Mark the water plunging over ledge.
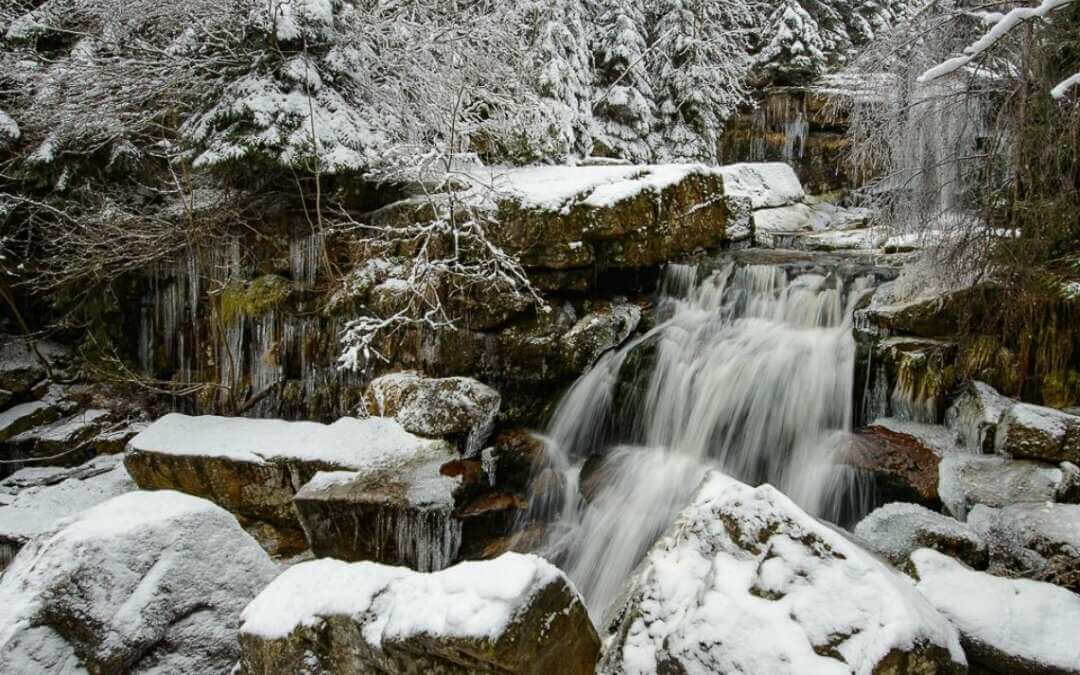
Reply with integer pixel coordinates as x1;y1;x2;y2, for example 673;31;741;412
530;261;877;620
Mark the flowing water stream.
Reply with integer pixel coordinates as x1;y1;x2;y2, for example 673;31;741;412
532;261;878;621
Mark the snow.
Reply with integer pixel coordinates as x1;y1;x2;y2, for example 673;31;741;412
911;548;1080;672
718;162;805;209
465;163;724;213
0;110;19;142
968;502;1080;580
12;409;109;444
853;502;984;566
0;490;278;674
0;401;52;436
130;413;447;470
601;472;965;674
0;455;134;552
1052;72;1080;99
240;552;564;642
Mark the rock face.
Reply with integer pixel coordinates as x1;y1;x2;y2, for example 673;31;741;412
0;490;279;674
125;413;449;531
968;503;1080;592
995;403;1080;464
910;548;1080;675
854;502;987;569
0;454;135;570
938;454;1073;520
599;472;966;675
364;371;501;452
945;381;1013;453
292;444;461;572
237;553;600;675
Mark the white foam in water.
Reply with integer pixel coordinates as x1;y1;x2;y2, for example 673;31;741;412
535;262;877;620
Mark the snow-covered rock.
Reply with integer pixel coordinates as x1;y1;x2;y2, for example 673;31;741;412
0;490;279;674
0;400;58;442
945;380;1013;453
125;414;449;529
938;454;1071;520
364;371;501;453
0;337;69;396
910;548;1080;675
718;162;805;209
854;502;986;569
0;455;135;570
598;472;966;675
237;553;600;675
292;441;460;572
995;402;1080;464
968;502;1080;592
6;409;112;461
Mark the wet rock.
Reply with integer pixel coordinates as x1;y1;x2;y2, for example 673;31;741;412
938;454;1070;520
559;302;641;373
125;414;449;531
364;371;501;452
945;381;1013;453
0;490;278;674
995;402;1080;464
968;503;1080;593
490;429;554;494
453;491;529;561
910;548;1080;675
869;338;958;424
291;442;460;572
599;472;966;674
237;553;600;675
0;454;135;571
841;421;952;505
854;502;987;569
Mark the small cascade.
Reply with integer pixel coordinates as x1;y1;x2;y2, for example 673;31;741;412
532;261;877;620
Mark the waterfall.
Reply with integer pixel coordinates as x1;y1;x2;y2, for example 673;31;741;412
533;262;876;621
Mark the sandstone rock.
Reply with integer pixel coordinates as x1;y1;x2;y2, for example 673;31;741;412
938;454;1070;520
910;548;1080;675
599;471;966;674
945;381;1013;453
968;503;1080;593
125;414;449;530
365;371;501;452
0;454;135;571
854;502;987;569
291;442;460;572
841;421;953;505
0;490;279;674
995;402;1080;464
237;553;600;675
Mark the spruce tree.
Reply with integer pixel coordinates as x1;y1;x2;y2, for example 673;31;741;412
755;0;828;85
590;0;656;161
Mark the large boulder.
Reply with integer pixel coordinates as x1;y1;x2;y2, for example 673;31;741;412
995;403;1080;464
364;371;501;453
237;553;600;675
910;548;1080;675
968;503;1080;592
292;443;461;572
854;502;987;569
0;454;135;570
125;413;448;531
0;490;279;674
945;380;1013;453
841;420;955;506
598;472;967;674
938;454;1074;520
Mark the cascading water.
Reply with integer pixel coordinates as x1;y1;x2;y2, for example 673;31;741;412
532;261;877;621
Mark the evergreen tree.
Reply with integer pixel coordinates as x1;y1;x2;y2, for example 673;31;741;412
589;0;656;162
755;0;828;85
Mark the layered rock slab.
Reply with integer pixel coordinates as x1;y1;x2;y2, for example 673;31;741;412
237;553;599;675
0;490;278;674
125;413;449;530
598;472;966;675
911;548;1080;675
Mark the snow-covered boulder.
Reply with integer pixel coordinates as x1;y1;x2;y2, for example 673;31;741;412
995;402;1080;464
910;548;1080;675
718;162;805;209
125;414;448;531
945;381;1013;453
292;442;460;572
364;371;500;453
938;453;1073;520
0;490;279;673
0;454;135;570
968;502;1080;592
598;472;966;675
237;553;600;675
854;502;987;569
